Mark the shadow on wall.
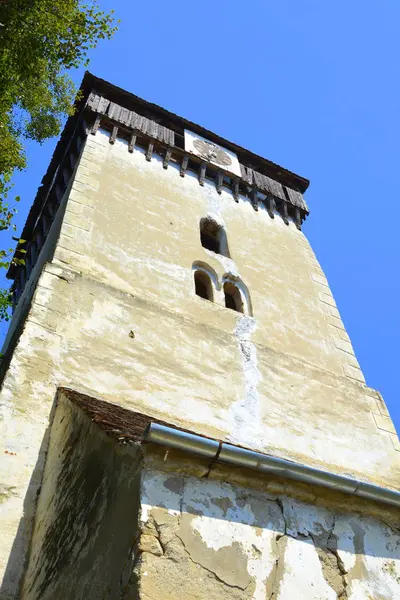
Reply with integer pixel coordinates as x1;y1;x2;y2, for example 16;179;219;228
1;392;143;600
0;398;58;600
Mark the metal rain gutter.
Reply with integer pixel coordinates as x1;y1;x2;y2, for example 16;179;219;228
144;423;400;509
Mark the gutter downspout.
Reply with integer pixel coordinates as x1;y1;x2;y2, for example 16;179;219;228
144;423;400;509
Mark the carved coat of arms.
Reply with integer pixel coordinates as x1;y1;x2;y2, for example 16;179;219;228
184;130;241;177
192;139;233;167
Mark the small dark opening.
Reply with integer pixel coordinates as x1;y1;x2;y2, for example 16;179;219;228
223;282;243;313
200;232;220;254
225;292;236;310
200;217;229;257
174;132;185;149
195;279;208;299
194;271;213;301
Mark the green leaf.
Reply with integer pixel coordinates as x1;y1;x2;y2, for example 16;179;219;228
0;0;118;322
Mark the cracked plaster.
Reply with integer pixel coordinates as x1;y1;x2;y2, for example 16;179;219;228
139;467;400;600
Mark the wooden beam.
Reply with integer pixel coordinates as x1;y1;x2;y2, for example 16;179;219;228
146;141;154;162
266;196;275;218
199;162;206;186
163;147;172;169
233;180;240;202
63;167;70;186
295;207;302;230
41;213;50;236
109;125;118;144
47;200;56;218
128;133;137;153
180;155;188;177
75;134;83;151
55;183;63;205
251;187;259;211
216;171;223;194
35;230;44;253
91;115;101;135
281;201;289;225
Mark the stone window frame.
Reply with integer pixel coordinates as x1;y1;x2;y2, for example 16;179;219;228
192;262;252;316
221;275;252;316
192;262;219;303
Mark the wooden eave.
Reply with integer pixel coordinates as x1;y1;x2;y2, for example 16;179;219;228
81;72;309;194
7;73;310;281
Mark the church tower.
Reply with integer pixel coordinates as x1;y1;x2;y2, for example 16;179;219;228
1;73;399;599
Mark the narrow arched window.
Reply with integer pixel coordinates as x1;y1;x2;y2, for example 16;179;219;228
223;281;243;313
200;217;230;257
194;270;213;301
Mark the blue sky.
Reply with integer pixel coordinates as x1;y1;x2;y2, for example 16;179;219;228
2;1;399;431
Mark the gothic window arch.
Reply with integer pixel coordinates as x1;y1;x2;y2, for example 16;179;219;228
223;281;243;313
222;276;252;316
192;262;218;303
194;270;213;301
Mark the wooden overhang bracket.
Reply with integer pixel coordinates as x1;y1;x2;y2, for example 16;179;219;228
281;201;289;225
145;141;154;162
47;200;56;218
56;183;64;205
265;196;275;218
91;115;101;135
109;125;118;145
295;207;302;230
233;180;240;202
251;187;259;211
163;147;172;169
216;171;223;194
128;133;137;153
180;155;188;177
199;162;206;186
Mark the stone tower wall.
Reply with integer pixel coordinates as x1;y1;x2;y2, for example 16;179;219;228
1;125;399;598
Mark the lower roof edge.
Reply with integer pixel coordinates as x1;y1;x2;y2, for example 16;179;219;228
145;423;400;509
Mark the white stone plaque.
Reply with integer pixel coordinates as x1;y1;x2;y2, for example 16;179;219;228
184;130;241;177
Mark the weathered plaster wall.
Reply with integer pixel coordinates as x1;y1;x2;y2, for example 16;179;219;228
53;130;364;381
0;167;77;379
1;129;399;597
18;396;400;600
139;462;400;600
21;393;142;600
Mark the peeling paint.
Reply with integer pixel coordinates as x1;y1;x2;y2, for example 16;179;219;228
139;469;400;600
231;315;261;447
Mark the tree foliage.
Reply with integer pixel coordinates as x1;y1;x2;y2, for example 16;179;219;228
0;0;117;319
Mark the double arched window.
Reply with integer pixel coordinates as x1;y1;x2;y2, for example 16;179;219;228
193;262;251;315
